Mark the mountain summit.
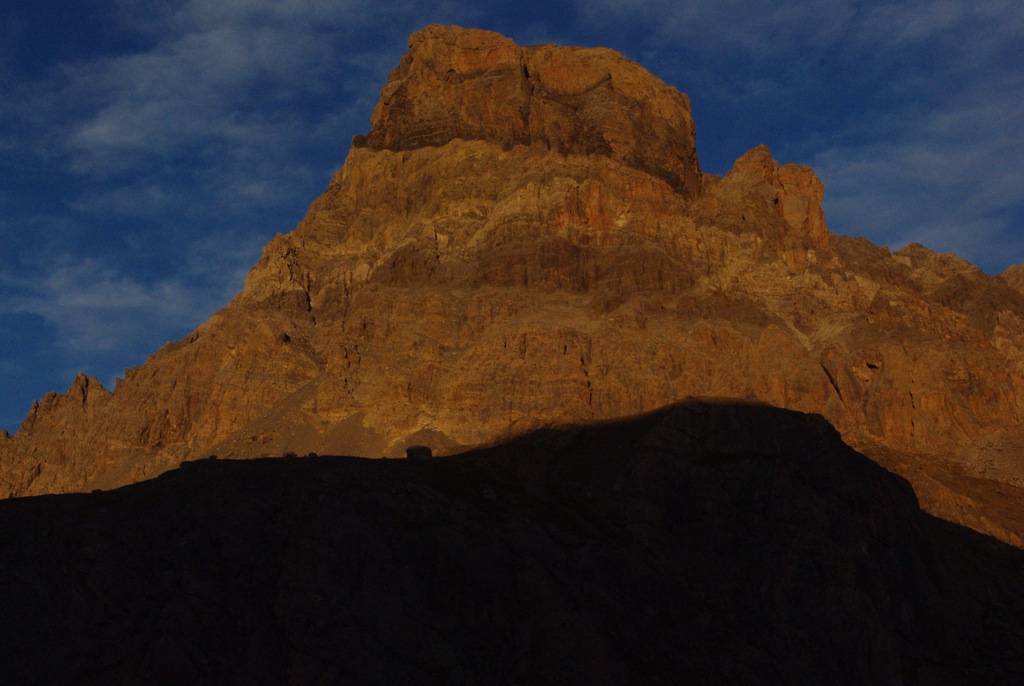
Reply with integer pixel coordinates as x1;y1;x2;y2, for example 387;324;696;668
355;25;701;195
3;25;1024;543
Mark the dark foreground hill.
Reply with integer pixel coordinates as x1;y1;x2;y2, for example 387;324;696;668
2;402;1023;684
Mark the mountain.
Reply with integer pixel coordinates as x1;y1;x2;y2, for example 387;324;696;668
3;25;1024;544
2;402;1023;684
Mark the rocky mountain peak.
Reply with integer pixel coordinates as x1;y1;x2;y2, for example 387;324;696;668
355;24;702;196
19;374;110;435
4;26;1024;548
707;144;829;249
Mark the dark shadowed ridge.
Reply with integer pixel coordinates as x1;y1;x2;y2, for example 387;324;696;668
2;401;1023;684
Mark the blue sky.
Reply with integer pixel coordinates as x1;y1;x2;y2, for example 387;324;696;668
1;0;1022;432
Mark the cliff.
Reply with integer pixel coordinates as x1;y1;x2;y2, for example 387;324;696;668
4;25;1024;544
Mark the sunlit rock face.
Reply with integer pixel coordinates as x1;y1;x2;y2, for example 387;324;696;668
4;24;1024;545
358;25;701;196
1001;263;1024;295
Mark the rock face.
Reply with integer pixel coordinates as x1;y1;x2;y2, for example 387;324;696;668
4;25;1024;544
357;25;701;196
1001;263;1024;295
3;403;1023;684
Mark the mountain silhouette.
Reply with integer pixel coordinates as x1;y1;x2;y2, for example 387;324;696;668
2;401;1022;684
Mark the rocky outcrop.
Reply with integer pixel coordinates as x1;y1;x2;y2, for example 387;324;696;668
3;403;1023;684
1001;263;1024;295
3;25;1024;545
357;25;701;196
700;144;828;249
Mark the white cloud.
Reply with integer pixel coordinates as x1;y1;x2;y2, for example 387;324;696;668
811;57;1024;266
64;13;373;171
1;259;200;352
0;227;261;354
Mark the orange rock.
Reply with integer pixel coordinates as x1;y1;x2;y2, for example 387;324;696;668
359;25;701;196
1001;263;1024;295
3;25;1024;545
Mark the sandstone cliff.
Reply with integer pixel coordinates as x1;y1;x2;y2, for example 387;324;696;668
4;25;1024;544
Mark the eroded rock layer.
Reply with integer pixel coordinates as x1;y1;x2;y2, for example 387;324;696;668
3;25;1024;543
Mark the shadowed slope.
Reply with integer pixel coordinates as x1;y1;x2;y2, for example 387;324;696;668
2;402;1022;684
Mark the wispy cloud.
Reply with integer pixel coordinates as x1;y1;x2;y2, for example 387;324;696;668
810;4;1023;266
814;80;1024;260
0;237;257;353
3;261;195;352
61;1;399;178
4;0;442;227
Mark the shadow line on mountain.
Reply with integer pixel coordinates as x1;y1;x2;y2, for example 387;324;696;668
1;400;1023;684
